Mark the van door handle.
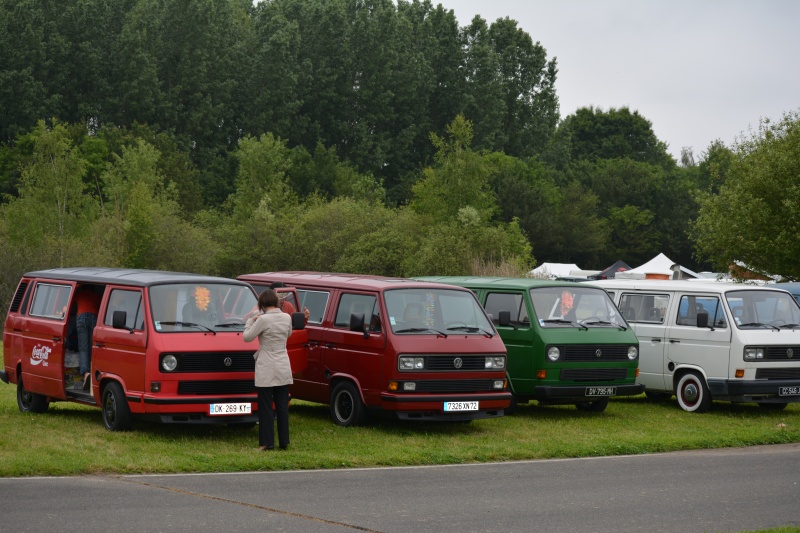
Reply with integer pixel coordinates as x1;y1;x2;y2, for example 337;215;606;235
308;341;319;348
325;343;335;349
669;339;680;343
94;342;105;348
651;338;661;343
52;336;61;342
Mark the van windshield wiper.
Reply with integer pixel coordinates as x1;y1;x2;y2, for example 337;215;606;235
394;327;448;338
739;322;780;331
579;319;627;331
158;321;216;335
779;323;800;330
542;319;588;331
446;326;494;338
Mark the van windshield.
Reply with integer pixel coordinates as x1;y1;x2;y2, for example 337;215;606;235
385;288;493;335
530;286;625;328
726;290;800;329
149;283;258;333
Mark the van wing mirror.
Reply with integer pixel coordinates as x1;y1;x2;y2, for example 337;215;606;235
112;310;132;332
498;311;512;327
696;311;709;328
291;312;306;330
350;313;368;338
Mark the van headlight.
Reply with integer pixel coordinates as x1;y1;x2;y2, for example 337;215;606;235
485;356;505;369
547;346;560;362
161;354;178;372
743;347;765;361
399;356;425;371
627;346;639;360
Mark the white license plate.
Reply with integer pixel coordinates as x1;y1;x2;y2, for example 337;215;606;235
209;403;252;415
779;387;800;396
444;401;478;412
586;387;616;397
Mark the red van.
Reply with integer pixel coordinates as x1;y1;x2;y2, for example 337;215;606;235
237;272;511;426
2;268;306;431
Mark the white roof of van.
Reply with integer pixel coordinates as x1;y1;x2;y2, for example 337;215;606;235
588;279;785;294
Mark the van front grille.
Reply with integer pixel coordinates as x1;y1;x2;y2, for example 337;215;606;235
177;380;256;395
560;344;633;362
165;352;255;373
764;346;800;361
755;368;800;380
403;379;499;393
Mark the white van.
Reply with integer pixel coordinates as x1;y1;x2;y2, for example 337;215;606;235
588;279;800;412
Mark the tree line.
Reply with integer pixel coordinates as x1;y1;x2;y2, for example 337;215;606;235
1;0;798;318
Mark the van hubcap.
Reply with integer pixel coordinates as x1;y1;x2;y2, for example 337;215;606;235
683;383;698;403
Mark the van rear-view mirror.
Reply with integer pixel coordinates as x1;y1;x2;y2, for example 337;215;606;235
696;311;709;328
498;311;512;327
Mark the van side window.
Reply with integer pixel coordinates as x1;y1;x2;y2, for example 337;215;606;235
484;292;529;326
677;295;726;328
618;293;670;323
335;293;378;329
297;289;329;324
30;283;72;320
105;289;144;330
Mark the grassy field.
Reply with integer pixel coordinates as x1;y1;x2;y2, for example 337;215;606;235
1;377;798;477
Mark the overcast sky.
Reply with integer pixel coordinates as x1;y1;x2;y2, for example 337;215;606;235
435;0;800;161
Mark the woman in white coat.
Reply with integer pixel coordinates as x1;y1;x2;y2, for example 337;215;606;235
243;288;293;451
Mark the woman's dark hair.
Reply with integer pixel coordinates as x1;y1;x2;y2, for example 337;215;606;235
258;288;279;311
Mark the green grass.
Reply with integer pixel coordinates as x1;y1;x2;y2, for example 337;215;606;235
1;380;798;477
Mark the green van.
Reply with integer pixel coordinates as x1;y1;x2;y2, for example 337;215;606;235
415;277;643;412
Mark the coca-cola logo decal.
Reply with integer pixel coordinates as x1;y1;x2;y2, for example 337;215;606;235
31;345;51;367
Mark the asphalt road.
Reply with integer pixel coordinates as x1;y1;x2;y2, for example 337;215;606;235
3;443;799;533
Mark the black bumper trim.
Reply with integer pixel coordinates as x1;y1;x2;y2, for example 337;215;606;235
0;370;8;384
534;383;644;399
708;379;800;398
143;396;257;405
380;392;511;403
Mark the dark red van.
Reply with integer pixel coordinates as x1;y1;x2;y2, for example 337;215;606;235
2;268;306;430
237;272;511;426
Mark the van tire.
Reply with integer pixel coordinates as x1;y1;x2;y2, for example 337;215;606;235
330;381;367;427
575;397;609;412
675;372;711;413
17;376;49;413
102;382;133;431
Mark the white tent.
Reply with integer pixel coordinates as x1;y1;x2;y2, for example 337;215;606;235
615;253;699;280
530;262;580;279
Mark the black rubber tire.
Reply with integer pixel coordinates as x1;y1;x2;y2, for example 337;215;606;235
575;397;610;412
17;376;49;413
675;371;712;413
330;381;367;427
102;382;133;431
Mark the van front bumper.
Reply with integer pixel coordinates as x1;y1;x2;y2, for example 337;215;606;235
0;370;8;384
534;383;644;400
380;391;511;420
708;379;800;402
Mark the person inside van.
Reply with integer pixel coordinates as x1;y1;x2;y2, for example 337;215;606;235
270;282;310;323
75;286;101;390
